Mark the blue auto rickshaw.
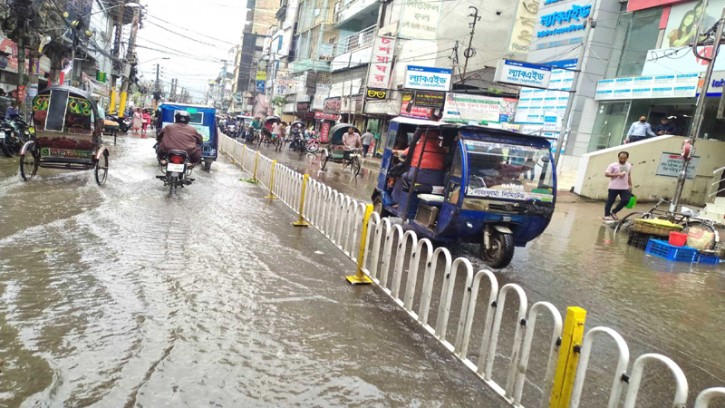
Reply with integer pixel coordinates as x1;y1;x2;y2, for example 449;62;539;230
156;103;218;171
372;117;557;268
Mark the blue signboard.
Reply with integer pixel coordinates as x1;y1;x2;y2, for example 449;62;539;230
404;65;452;91
256;80;265;93
537;4;591;38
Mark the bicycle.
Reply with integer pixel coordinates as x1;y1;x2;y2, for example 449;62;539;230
614;197;720;250
340;148;362;177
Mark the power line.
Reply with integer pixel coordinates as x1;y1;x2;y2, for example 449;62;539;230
145;14;237;46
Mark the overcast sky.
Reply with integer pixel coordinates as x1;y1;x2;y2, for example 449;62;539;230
135;0;246;101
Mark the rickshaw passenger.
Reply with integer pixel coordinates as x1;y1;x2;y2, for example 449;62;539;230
156;111;203;164
398;129;448;187
271;121;282;140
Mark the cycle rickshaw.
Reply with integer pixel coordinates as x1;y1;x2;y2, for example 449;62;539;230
319;123;362;176
257;115;282;150
19;85;109;185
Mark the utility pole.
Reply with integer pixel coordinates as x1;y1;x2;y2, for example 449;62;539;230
460;6;480;88
219;59;228;111
119;6;141;118
109;3;125;114
672;6;725;211
553;18;594;169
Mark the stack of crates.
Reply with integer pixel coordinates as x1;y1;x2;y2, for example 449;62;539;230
627;232;657;250
645;239;699;263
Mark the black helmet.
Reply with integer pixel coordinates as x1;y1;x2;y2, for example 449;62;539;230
175;111;191;124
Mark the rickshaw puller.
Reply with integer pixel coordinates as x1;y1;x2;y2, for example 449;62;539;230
156;111;203;164
342;127;362;160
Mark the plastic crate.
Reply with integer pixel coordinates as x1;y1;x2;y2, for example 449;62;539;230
645;239;699;263
627;232;653;250
697;252;722;265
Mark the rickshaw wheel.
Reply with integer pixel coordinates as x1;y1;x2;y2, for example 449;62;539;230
95;152;109;185
19;144;39;181
481;231;514;269
320;150;329;170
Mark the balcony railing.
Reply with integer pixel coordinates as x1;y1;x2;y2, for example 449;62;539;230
333;25;376;57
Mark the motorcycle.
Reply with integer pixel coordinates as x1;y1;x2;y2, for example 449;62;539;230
107;114;130;133
156;150;195;196
1;115;34;157
289;131;307;158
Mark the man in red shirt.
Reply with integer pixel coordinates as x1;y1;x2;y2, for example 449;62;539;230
399;129;448;186
156;111;203;163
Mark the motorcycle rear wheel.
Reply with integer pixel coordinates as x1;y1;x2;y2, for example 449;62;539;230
0;137;12;157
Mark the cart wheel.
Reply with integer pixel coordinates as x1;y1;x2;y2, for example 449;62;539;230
481;231;514;269
351;156;361;176
19;142;39;181
203;160;212;171
95;151;109;185
320;150;329;170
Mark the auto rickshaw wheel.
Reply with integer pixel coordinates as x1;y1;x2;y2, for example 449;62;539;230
481;231;514;269
94;151;109;185
373;195;389;217
19;142;39;181
320;150;329;170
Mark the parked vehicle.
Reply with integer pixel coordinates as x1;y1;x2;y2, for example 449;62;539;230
372;117;557;268
19;85;109;185
156;103;218;171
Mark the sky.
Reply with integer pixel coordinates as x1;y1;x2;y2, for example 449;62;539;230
134;0;247;102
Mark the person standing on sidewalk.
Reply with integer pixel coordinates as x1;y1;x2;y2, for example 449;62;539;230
624;115;656;143
361;128;374;157
603;151;633;221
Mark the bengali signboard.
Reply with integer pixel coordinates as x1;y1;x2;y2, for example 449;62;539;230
413;91;445;108
367;36;396;90
323;97;341;114
404;65;452;92
494;59;552;89
442;93;516;124
399;0;440;40
595;74;698;100
507;0;540;53
656;152;699;179
400;93;433;119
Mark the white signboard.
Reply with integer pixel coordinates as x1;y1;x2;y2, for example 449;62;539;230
595;74;698;101
404;65;452;91
366;36;396;89
442;93;515;124
495;59;552;89
642;46;725;76
399;0;440;40
656;152;699;179
507;0;540;53
513;60;574;129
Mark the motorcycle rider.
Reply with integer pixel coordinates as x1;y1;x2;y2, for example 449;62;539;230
156;111;203;164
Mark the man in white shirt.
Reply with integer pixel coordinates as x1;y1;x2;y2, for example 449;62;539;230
624;116;656;143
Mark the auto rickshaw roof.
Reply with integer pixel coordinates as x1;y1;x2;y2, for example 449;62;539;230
158;103;216;113
389;116;551;147
35;85;100;113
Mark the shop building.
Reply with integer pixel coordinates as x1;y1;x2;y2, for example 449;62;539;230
591;0;725;150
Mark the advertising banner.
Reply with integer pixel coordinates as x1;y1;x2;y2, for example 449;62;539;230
367;36;396;90
404;65;452;92
595;73;698;100
366;88;388;100
312;84;330;110
413;91;445;108
400;93;433;119
442;93;516;124
507;0;540;53
323;97;341;114
494;59;552;89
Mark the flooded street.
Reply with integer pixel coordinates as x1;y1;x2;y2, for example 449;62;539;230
1;134;724;407
0;135;505;407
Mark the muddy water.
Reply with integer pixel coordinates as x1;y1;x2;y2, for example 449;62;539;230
259;143;725;407
0;135;507;407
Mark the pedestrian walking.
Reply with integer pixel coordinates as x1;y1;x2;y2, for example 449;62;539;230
141;110;151;138
132;108;143;136
603;151;633;222
361;128;374;157
624;115;656;143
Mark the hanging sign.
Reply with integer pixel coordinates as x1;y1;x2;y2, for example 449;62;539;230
367;36;396;89
404;65;452;91
494;59;552;89
366;87;388;100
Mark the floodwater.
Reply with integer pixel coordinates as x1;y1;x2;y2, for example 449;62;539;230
0;135;507;407
258;141;725;407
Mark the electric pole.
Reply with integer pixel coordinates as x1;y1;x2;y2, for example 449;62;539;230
109;3;125;114
118;6;141;118
672;6;725;210
460;6;480;88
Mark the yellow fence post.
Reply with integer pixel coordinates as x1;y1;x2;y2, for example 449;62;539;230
346;204;374;285
242;151;260;184
292;174;310;227
265;160;277;199
549;306;587;408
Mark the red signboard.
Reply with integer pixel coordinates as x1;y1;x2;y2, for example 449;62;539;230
320;121;331;143
627;0;685;12
399;93;433;120
314;111;339;120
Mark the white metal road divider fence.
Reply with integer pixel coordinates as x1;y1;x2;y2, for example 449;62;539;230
219;134;725;408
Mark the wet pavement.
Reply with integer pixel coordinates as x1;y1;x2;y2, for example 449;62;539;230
248;139;725;407
0;134;509;407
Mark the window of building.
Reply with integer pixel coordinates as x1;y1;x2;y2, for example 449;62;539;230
616;8;662;77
